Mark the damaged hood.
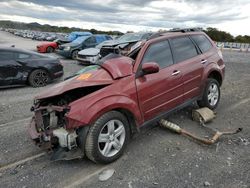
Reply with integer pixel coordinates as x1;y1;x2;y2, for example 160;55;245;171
35;68;113;100
35;56;133;100
78;48;100;56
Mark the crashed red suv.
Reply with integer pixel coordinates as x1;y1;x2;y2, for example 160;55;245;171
28;30;225;163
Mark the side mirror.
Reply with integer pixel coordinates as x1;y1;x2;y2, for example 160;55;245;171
141;62;159;75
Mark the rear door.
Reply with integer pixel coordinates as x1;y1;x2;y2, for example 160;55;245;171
136;40;184;121
190;34;215;65
170;36;205;101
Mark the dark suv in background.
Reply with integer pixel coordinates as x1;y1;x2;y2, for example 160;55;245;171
57;34;112;59
29;29;225;163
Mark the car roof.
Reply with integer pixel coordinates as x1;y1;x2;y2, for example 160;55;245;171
0;46;54;57
70;31;92;35
147;31;206;43
0;46;30;52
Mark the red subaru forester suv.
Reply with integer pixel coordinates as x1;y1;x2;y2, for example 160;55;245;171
29;29;225;163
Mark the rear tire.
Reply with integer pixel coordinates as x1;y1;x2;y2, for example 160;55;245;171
46;46;54;53
85;111;130;164
198;78;220;109
28;69;50;87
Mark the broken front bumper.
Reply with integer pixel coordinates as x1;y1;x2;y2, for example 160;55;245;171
28;105;86;160
28;105;75;149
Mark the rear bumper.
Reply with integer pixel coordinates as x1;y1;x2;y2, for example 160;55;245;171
49;64;64;80
51;70;64;79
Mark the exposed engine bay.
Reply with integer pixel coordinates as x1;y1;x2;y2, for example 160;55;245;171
29;86;107;160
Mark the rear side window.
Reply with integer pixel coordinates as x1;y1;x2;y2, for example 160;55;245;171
142;40;173;69
0;51;14;61
16;53;31;59
191;35;212;53
171;37;198;63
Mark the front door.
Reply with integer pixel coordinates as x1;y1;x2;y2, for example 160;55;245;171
136;40;184;121
0;51;19;86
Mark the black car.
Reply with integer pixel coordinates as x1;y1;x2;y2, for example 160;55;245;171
57;34;112;59
0;47;63;88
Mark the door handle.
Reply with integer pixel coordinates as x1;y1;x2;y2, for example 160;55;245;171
201;59;207;64
172;70;181;76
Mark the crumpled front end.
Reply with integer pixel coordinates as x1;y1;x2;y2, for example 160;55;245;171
28;104;85;160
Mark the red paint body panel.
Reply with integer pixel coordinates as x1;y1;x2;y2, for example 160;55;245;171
136;65;184;121
35;68;114;100
66;75;143;128
102;56;134;79
37;42;58;53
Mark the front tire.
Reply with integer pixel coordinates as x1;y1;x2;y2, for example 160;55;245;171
198;78;220;109
46;46;54;53
71;50;79;60
28;69;50;87
85;111;130;164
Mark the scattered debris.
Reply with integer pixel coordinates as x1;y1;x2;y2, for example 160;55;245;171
160;107;242;145
160;119;242;145
10;169;18;175
98;168;115;181
204;181;211;186
128;181;133;188
238;137;250;146
192;107;216;123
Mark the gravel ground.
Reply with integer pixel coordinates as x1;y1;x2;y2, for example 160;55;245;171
0;31;249;188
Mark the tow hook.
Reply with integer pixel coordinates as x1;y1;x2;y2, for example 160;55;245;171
160;107;242;145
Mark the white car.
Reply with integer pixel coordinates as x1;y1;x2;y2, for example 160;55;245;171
77;41;111;64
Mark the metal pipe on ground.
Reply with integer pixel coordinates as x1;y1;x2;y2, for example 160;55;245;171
159;119;242;145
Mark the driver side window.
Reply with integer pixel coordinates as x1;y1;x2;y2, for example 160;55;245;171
0;51;14;61
141;40;173;69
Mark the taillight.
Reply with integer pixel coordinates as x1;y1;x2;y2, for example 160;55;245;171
59;60;63;66
217;49;223;60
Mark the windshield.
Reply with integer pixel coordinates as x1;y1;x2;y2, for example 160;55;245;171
72;36;89;44
64;65;99;80
117;33;144;43
68;33;76;41
95;40;110;49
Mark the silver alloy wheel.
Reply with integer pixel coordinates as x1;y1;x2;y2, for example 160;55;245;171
208;83;219;106
98;119;126;157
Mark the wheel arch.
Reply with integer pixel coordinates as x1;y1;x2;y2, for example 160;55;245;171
112;108;139;135
47;45;55;50
27;67;51;84
67;95;143;131
207;70;223;86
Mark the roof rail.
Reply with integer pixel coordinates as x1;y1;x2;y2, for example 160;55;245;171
146;27;203;41
169;28;203;33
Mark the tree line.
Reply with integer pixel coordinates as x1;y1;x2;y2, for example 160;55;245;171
204;27;250;43
0;20;249;43
0;20;123;35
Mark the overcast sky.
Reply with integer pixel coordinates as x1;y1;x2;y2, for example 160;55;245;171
0;0;250;36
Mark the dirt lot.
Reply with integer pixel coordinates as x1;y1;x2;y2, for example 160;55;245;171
0;31;249;188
